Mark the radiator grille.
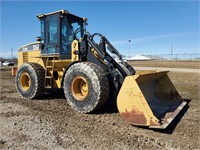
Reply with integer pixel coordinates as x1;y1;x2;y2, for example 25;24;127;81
22;52;28;63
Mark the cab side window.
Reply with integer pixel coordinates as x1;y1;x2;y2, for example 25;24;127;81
41;19;45;43
61;17;73;57
48;15;58;44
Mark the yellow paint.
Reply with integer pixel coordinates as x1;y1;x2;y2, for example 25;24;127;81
20;72;31;91
18;48;72;89
91;48;105;64
18;50;42;68
71;76;89;101
117;75;156;126
117;71;183;127
71;40;79;61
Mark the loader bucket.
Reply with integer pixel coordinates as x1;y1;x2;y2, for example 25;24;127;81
117;71;187;129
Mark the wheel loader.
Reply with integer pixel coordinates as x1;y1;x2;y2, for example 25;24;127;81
15;10;187;129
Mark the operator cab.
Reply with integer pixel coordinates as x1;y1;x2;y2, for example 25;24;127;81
37;10;86;59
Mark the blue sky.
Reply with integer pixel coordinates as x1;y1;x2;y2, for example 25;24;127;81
0;1;199;58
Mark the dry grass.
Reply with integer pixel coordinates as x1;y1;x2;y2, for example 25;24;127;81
129;60;200;69
135;70;199;101
130;60;199;101
168;72;199;100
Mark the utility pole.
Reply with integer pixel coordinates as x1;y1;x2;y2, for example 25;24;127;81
171;43;173;60
185;51;186;60
128;40;131;60
11;47;13;62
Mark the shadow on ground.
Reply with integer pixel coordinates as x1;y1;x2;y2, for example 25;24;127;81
150;99;191;134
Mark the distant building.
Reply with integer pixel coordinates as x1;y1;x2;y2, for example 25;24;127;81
129;54;150;60
144;55;164;60
126;54;163;61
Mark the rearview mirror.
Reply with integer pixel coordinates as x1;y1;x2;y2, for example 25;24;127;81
36;36;41;41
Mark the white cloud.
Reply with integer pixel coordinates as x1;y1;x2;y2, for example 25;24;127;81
111;32;195;46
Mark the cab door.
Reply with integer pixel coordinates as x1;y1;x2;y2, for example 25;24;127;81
60;16;74;59
42;14;60;55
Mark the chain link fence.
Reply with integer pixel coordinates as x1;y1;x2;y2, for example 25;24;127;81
149;53;200;61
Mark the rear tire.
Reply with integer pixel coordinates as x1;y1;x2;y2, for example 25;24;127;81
15;63;45;99
63;62;109;113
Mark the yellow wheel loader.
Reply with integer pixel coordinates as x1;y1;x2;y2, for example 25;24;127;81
15;10;187;129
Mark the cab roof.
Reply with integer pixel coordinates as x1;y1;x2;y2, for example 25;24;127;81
37;9;85;21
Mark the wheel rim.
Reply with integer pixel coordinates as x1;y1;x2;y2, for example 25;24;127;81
20;72;31;91
71;76;89;101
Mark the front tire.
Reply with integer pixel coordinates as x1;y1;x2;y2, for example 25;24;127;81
15;63;45;99
63;62;109;113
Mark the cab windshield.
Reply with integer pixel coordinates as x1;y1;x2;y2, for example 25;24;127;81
61;14;83;58
67;14;84;39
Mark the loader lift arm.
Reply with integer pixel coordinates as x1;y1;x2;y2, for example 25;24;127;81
74;30;135;91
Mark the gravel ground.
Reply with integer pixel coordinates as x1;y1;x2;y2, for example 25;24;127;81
0;67;199;150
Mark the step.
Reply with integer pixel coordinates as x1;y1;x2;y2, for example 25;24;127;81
45;85;52;88
46;66;53;68
45;76;52;79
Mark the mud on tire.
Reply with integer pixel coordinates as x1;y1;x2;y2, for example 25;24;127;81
63;62;109;113
15;63;45;99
